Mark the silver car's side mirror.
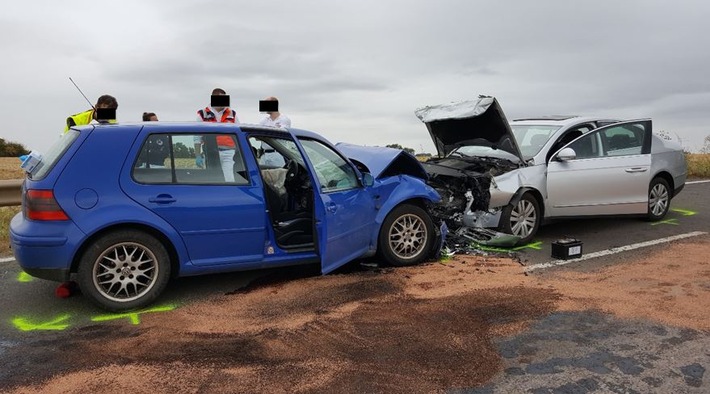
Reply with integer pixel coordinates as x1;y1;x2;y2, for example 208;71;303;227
362;172;375;187
556;147;577;162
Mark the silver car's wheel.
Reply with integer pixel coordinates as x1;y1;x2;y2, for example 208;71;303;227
378;204;435;267
78;230;171;311
500;192;541;245
647;177;671;221
511;199;537;238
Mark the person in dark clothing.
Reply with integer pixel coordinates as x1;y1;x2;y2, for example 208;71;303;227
137;112;170;168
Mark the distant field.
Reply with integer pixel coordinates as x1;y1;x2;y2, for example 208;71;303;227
686;153;710;178
0;157;25;180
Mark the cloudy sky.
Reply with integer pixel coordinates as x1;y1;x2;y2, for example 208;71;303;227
1;0;709;154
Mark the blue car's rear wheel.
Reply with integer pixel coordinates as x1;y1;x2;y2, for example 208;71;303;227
378;204;435;267
77;230;171;311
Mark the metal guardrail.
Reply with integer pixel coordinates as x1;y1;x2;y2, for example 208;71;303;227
0;179;23;207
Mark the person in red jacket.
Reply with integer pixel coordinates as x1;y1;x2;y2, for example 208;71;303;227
194;88;240;181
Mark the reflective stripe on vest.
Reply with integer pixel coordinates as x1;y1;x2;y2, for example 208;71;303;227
197;107;236;148
64;109;94;133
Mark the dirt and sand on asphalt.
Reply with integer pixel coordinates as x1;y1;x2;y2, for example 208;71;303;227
4;238;709;393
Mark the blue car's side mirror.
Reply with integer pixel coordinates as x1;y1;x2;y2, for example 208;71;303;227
362;172;374;187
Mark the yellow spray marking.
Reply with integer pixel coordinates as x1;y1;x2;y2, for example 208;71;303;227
651;218;679;226
671;208;697;216
12;314;71;331
17;272;33;282
91;304;176;325
476;241;543;253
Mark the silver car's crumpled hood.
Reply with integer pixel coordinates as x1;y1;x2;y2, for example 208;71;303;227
414;95;526;163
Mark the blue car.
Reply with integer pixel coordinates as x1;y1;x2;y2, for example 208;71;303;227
11;122;444;311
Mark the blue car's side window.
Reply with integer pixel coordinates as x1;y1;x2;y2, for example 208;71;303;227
133;133;249;185
299;139;359;193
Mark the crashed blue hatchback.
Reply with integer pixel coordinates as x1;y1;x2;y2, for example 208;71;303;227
10;122;444;311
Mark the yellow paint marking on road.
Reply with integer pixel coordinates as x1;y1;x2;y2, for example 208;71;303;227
12;314;71;331
91;304;176;325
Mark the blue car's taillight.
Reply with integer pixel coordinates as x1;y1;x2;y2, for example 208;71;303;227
24;189;69;221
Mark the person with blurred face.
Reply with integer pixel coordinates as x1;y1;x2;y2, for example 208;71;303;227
194;88;240;181
64;94;118;134
258;96;291;167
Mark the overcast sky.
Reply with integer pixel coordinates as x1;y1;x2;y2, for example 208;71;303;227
1;0;709;154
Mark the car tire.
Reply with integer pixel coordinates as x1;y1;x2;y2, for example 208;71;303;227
378;204;435;267
647;177;671;221
77;230;171;312
499;192;541;245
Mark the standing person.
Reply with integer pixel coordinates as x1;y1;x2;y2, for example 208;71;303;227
195;88;240;181
258;96;291;167
258;96;291;128
64;94;118;133
137;112;169;168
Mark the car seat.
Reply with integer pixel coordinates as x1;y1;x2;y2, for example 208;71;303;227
263;176;313;247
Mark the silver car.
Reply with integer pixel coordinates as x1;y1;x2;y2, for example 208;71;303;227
415;96;687;244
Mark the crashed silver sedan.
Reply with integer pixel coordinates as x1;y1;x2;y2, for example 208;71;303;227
415;96;687;244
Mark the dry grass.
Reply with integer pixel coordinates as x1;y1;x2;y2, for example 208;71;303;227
686;153;710;178
0;157;25;180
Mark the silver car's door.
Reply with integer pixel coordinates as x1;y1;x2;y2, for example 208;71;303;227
546;120;652;217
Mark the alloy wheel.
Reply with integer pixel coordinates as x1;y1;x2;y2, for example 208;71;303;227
388;213;428;260
510;199;537;238
649;183;669;217
92;242;159;303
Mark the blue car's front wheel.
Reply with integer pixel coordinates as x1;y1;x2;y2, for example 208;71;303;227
378;204;435;267
77;230;171;311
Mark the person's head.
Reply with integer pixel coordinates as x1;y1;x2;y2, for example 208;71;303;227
95;95;118;109
264;96;279;115
211;88;228;112
142;112;158;121
94;94;118;121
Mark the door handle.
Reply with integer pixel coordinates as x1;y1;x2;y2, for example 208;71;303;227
326;202;337;213
625;167;648;173
148;194;176;204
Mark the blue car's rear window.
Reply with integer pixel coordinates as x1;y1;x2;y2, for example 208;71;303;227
29;130;80;180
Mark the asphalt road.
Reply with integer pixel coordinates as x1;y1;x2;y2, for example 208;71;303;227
0;181;708;392
506;180;710;269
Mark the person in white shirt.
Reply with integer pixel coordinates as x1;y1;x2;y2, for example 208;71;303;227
258;96;291;167
259;96;291;128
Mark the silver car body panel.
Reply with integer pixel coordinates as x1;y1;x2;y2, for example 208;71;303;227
416;97;687;241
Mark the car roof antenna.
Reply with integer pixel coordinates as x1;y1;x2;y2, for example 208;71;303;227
69;77;97;111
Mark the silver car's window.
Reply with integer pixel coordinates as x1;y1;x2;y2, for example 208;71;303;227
567;132;603;159
299;139;359;193
511;125;561;159
600;124;645;156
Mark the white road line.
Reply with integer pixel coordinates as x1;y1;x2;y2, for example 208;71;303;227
525;231;708;272
686;180;710;185
0;256;15;263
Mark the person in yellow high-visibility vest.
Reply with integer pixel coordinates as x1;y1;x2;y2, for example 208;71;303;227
63;94;118;133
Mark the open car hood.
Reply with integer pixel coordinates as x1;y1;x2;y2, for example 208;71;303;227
414;95;525;163
335;143;428;180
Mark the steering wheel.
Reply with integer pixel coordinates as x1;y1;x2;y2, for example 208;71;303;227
285;159;300;184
